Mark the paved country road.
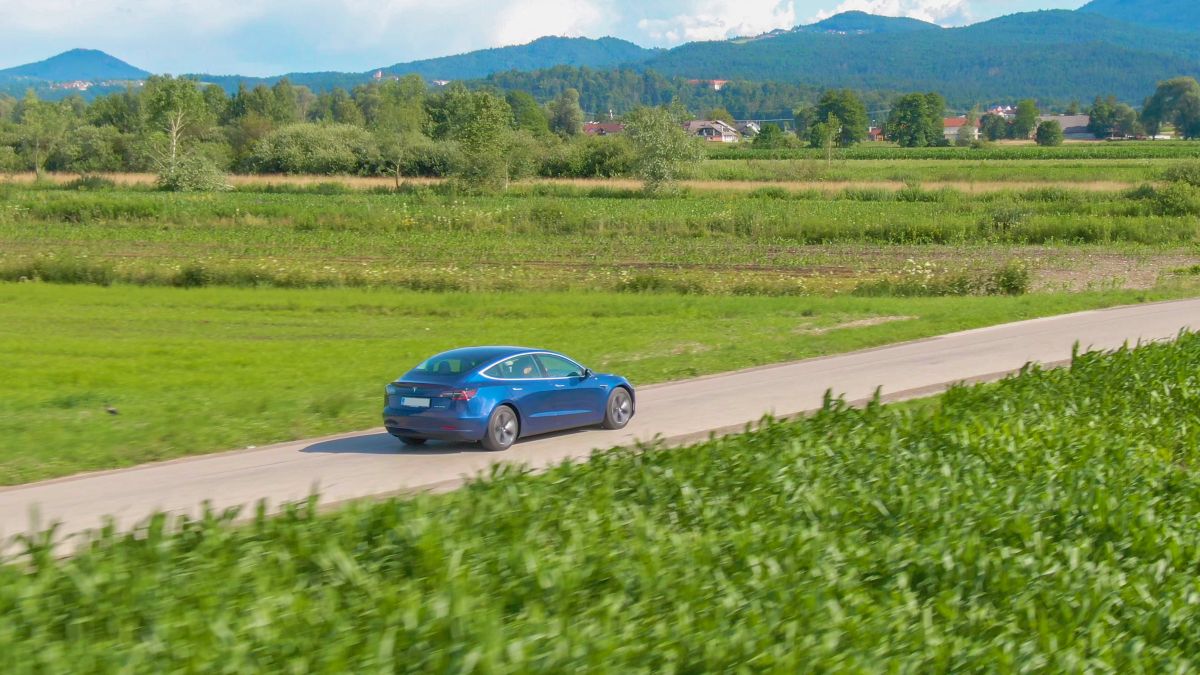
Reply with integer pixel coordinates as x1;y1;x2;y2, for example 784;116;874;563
2;298;1198;552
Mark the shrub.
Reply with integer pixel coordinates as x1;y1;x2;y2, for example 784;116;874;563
1162;161;1200;187
156;154;229;192
62;175;117;191
250;123;380;175
1035;120;1064;147
1150;182;1200;217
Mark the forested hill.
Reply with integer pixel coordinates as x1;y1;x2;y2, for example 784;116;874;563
193;37;654;94
1080;0;1200;32
641;10;1200;106
0;49;149;83
799;11;941;34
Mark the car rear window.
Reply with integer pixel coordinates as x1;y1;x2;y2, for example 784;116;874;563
408;355;486;377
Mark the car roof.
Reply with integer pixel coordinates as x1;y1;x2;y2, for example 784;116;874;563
432;346;547;365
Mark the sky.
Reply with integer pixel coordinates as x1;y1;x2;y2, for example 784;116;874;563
1;0;1086;76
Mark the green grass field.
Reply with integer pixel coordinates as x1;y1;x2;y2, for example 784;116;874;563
695;158;1166;184
2;184;1198;295
0;283;1189;484
4;334;1198;671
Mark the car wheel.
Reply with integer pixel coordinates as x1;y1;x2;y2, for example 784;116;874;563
602;388;634;430
480;405;519;451
398;436;427;446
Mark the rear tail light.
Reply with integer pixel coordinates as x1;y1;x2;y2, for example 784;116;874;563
444;389;477;402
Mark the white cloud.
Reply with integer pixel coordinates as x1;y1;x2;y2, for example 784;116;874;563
638;0;796;44
492;0;605;45
810;0;973;25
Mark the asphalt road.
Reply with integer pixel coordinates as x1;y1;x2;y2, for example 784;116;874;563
3;298;1198;552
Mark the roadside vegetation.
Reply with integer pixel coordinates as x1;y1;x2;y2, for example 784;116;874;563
4;335;1199;670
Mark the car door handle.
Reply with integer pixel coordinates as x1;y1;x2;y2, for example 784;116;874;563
512;388;523;391
554;384;565;388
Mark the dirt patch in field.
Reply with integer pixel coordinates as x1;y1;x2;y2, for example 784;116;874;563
5;172;1140;194
795;316;917;335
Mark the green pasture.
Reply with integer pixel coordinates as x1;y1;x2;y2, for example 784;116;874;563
0;283;1186;484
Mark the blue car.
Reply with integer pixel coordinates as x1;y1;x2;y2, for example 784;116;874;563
383;346;636;451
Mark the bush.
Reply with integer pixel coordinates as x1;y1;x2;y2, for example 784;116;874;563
62;175;117;191
1162;161;1200;187
1034;120;1065;147
250;123;380;175
1150;182;1200;217
156;154;229;192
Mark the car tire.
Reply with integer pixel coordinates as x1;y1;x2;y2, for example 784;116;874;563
601;387;634;430
480;405;519;452
398;436;427;446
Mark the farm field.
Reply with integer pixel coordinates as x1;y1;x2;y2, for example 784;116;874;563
4;334;1199;671
2;283;1188;485
3;184;1199;295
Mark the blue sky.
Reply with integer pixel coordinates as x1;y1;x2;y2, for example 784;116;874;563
1;0;1084;76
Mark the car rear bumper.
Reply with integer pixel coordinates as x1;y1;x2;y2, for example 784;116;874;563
382;407;487;442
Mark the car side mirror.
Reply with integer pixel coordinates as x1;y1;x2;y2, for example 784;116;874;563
582;368;593;379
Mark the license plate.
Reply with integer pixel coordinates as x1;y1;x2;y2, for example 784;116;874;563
400;397;430;408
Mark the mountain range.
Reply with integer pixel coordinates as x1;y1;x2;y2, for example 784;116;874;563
2;0;1198;107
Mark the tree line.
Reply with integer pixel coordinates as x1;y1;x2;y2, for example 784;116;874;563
1;74;1197;191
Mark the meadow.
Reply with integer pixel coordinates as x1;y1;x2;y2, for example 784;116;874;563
3;335;1199;671
2;182;1199;295
1;283;1185;484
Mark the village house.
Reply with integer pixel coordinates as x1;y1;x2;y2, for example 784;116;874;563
943;116;980;142
684;120;741;142
735;121;761;137
867;126;886;142
583;122;625;136
1037;114;1092;140
685;79;730;91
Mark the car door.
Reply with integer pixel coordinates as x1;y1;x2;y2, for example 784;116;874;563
481;354;554;436
532;353;608;429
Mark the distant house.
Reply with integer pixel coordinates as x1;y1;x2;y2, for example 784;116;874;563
685;79;730;91
431;80;452;87
583;122;625;136
867;126;886;142
684;120;741;142
986;105;1016;118
1037;114;1092;140
735;121;761;137
943;116;980;142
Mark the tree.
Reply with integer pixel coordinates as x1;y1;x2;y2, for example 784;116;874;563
506;91;550;137
809;113;841;164
1012;99;1040;139
752;123;792;149
1142;77;1200;139
706;106;735;124
886;92;944;148
142;76;211;174
980;113;1009;141
1066;100;1080;116
623;105;703;193
548;88;584;138
1087;95;1142;139
1035;120;1064;146
814;89;868;146
431;87;514;191
16;92;76;179
956;107;980;146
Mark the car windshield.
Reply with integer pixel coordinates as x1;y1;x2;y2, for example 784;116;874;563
406;352;490;378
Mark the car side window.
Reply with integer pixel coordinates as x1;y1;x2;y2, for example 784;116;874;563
484;354;542;379
536;354;583;378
